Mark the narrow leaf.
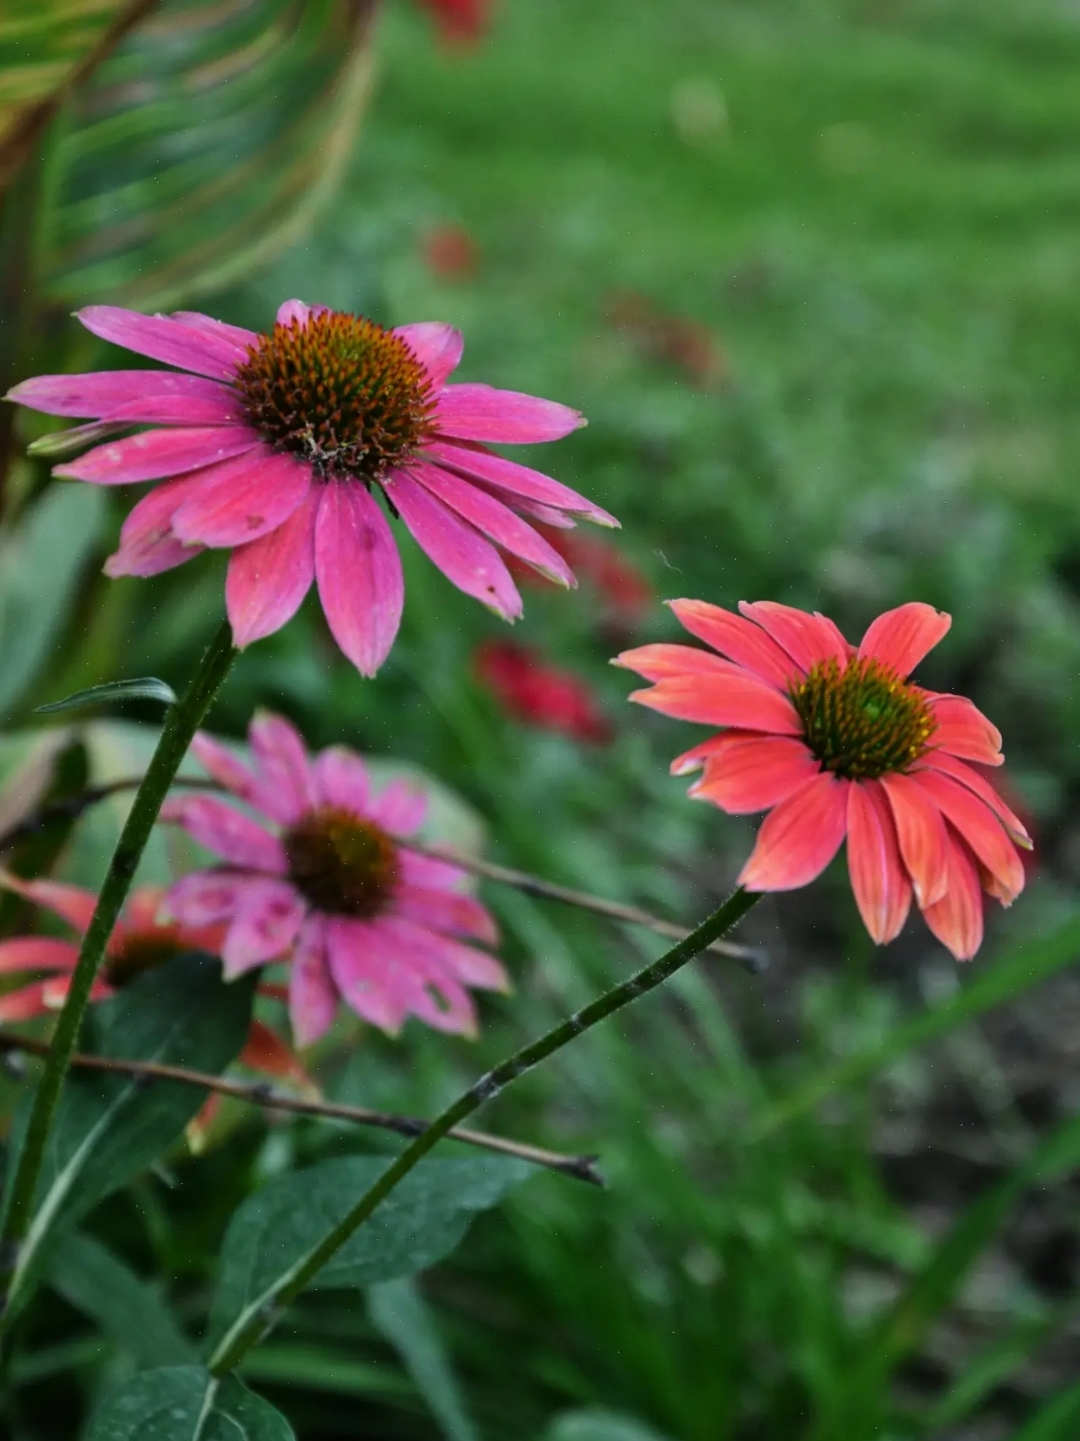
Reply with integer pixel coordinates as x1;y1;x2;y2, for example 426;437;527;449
369;1277;478;1441
1011;1379;1080;1441
34;676;178;715
86;1365;294;1441
544;1413;676;1441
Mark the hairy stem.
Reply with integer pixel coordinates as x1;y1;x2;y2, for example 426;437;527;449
208;886;760;1374
0;620;236;1316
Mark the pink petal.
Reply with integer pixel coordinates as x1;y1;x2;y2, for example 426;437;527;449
171;311;259;355
163;870;251;926
221;879;306;978
381;915;507;993
226;487;317;649
315;481;404;678
7;371;243;424
276;299;329;327
55;426;257;486
102;475;205;578
813;612;856;660
927;694;1003;766
325;917;411;1033
0;937;79;975
369;778;427;837
907;769;1024;904
404;459;575;586
858;603;951;678
435;383;585;444
689;735;821;814
846;780;912;945
425;440;617;527
667;599;797;691
737;601;850;673
170;449;311;548
615;643;749;684
250;711;316;824
502;498;577;529
393;885;499;945
916;751;1031;848
880;772;949;907
312;746;371;813
0;870;96;933
628;675;802;734
76;305;243;380
190;733;265;810
160;795;286;872
922;828;984;960
393;322;464;388
288;914;338;1047
737;772;849;891
388;470;522;620
399;848;469;892
375;921;478;1035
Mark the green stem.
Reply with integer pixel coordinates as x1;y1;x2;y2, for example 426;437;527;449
0;618;236;1317
208;885;761;1375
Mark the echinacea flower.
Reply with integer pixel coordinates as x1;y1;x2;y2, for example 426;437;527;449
7;302;615;676
475;640;614;745
0;874;304;1092
161;712;508;1044
616;600;1031;960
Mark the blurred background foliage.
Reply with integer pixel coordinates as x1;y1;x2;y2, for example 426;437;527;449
2;0;1080;1437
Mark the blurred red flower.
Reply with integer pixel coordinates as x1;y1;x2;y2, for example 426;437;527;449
607;290;729;388
423;223;480;281
506;527;653;634
415;0;490;43
475;640;614;744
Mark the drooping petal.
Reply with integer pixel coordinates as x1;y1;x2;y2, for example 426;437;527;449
7;371;243;424
615;643;749;685
312;746;370;813
737;601;850;673
737;772;849;891
880;772;949;907
435;383;585;444
171;311;259;355
424;440;617;527
689;734;821;814
102;474;205;578
907;769;1025;904
170;449;310;548
846;780;912;945
190;734;262;807
393;322;464;388
288;914;337;1047
0;937;80;974
922;828;984;960
404;459;575;586
160;796;286;872
388;470;522;620
628;675;802;735
858;603;951;678
314;481;404;678
916;751;1031;849
54;426;258;485
667;599;797;691
926;694;1003;766
393;884;499;945
325;916;411;1033
221;879;306;979
369;778;427;837
226;486;317;648
381;915;507;994
76;305;243;380
163;869;252;926
0;870;96;934
250;711;316;824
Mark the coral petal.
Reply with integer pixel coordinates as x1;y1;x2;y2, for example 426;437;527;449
927;694;1003;766
846;781;912;944
880;772;949;907
393;322;464;388
0;870;96;934
917;751;1031;848
738;601;850;673
737;773;849;891
315;482;404;678
629;675;802;734
858;602;951;677
54;427;257;485
922;830;984;960
908;769;1025;904
0;937;80;975
435;383;585;443
76;305;243;380
226;487;317;648
614;643;748;684
667;599;797;690
689;735;821;814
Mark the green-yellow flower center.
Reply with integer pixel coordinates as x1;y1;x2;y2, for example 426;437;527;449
234;311;436;481
284;805;399;918
791;656;936;780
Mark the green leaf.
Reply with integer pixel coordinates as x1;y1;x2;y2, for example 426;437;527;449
3;952;255;1317
368;1277;479;1441
39;0;377;309
206;1154;532;1361
1010;1380;1080;1441
543;1413;676;1441
0;483;106;717
754;915;1080;1136
47;1230;195;1366
86;1365;294;1441
34;676;178;714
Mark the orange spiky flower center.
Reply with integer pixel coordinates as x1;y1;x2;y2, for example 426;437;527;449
234;311;436;481
791;656;936;780
284;805;399;918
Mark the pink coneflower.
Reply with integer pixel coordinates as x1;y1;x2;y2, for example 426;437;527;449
616;600;1031;960
7;302;614;676
160;712;508;1044
475;640;614;745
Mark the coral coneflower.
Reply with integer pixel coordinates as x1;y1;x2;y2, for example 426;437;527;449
616;600;1031;960
161;712;508;1044
7;302;614;676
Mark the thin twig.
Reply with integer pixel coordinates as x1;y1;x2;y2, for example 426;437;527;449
0;776;765;971
0;1028;601;1187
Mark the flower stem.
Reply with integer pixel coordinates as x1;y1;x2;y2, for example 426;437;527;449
208;886;761;1376
0;618;236;1317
